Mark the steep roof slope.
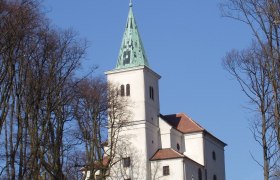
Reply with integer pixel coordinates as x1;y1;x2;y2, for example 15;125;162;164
160;113;204;133
150;148;184;161
160;113;227;146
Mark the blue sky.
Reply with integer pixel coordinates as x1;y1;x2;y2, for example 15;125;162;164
43;1;261;179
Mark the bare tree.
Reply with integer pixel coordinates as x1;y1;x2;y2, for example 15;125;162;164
221;0;280;151
220;1;280;179
0;0;86;179
223;44;279;179
72;78;131;179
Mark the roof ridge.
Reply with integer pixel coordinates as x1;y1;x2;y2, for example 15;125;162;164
166;148;184;156
150;148;185;161
170;148;185;157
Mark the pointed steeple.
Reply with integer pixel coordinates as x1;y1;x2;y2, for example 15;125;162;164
115;2;149;69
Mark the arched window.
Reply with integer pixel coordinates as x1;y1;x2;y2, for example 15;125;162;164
177;143;180;151
120;85;125;96
198;168;202;180
126;84;130;96
213;174;217;180
212;151;216;161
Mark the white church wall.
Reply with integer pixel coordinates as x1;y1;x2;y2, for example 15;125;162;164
184;158;205;180
204;134;226;180
170;129;184;153
106;67;147;122
151;159;184;180
183;132;204;166
146;123;161;158
114;124;149;179
159;117;172;149
108;143;146;180
143;68;160;127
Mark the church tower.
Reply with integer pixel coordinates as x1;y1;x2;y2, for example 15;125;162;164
105;2;161;179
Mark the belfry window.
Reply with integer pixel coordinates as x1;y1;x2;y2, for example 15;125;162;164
126;84;130;96
120;85;125;96
149;86;154;100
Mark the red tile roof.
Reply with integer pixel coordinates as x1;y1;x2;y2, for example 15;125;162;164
150;148;205;167
150;148;185;161
160;113;227;146
160;113;204;133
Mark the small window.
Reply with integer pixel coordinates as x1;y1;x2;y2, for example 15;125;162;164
126;84;130;96
123;157;130;167
177;143;180;151
213;175;217;180
149;86;154;100
163;166;169;176
120;85;125;96
212;151;216;161
123;50;130;65
198;168;202;180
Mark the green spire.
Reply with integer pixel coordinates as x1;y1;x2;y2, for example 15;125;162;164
115;2;149;69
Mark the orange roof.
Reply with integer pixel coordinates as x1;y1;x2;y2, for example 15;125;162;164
160;113;204;133
161;113;227;146
150;148;185;161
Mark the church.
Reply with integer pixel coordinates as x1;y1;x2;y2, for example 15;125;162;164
90;2;226;180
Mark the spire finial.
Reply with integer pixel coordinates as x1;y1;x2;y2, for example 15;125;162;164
129;0;133;7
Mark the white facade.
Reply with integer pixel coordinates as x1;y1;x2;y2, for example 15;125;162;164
100;3;226;180
151;159;184;180
106;66;161;180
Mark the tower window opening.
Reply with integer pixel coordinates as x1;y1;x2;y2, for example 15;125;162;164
212;151;216;161
130;19;133;28
120;85;125;96
149;86;154;100
123;50;130;65
126;84;130;96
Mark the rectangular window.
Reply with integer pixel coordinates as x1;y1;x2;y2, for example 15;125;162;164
123;157;131;168
163;166;169;176
149;86;154;100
